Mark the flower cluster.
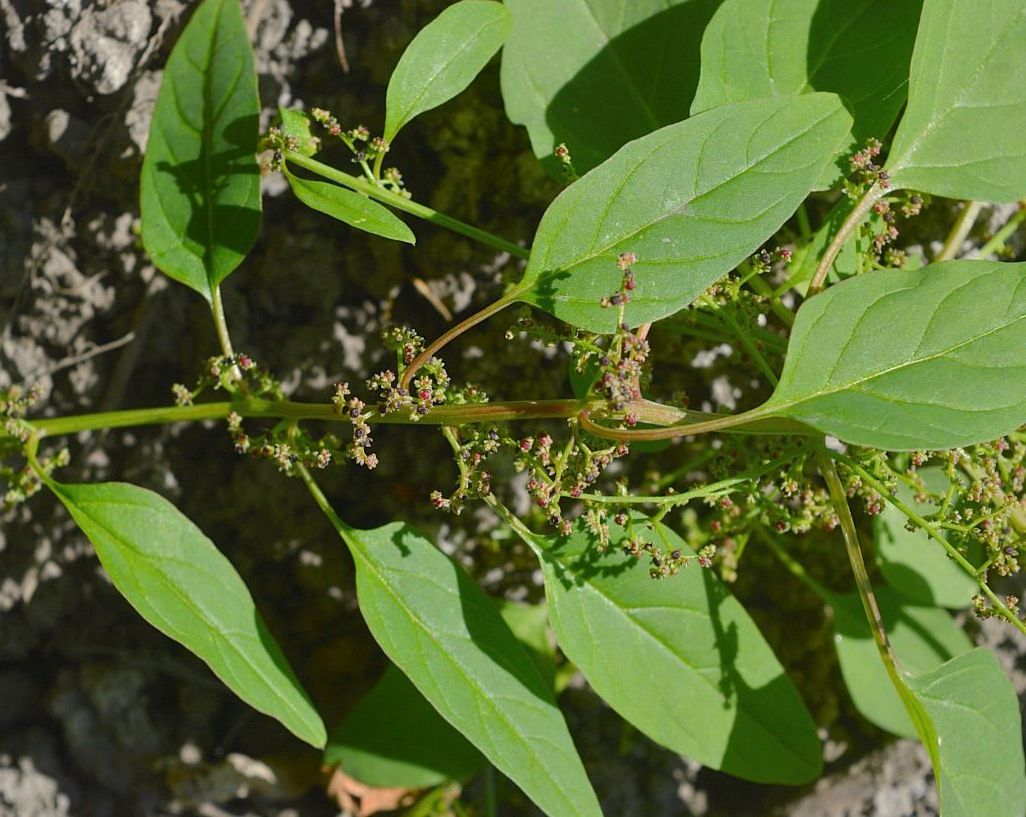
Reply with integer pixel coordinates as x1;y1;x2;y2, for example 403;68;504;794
171;353;280;406
514;425;630;535
845;137;889;195
225;411;334;475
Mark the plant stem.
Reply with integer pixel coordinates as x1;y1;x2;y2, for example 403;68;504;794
569;448;805;506
285;151;529;260
830;451;1026;637
808;184;883;296
976;204;1026;259
700;296;779;385
936;200;983;261
746;275;795;328
758;528;833;599
816;447;898;666
23;395;785;440
210;285;236;358
400;291;521;390
577;405;810;442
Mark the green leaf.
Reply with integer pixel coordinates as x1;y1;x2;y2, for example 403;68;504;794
885;0;1026;202
500;0;724;177
140;0;262;301
829;587;971;738
874;468;976;608
691;0;921;147
512;93;852;332
906;649;1026;817
517;517;822;784
384;0;511;142
497;599;557;691
325;664;486;788
277;108;320;157
759;260;1026;450
338;522;601;817
48;481;325;748
283;166;415;244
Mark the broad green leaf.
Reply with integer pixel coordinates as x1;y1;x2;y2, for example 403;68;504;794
47;481;325;748
512;94;852;332
874;468;976;608
337;522;601;817
691;0;921;147
759;260;1026;450
325;665;486;788
140;0;261;301
384;1;511;142
283;167;415;244
885;0;1026;202
497;599;557;691
500;0;724;177
277;108;319;157
907;649;1026;817
515;517;822;784
829;587;971;738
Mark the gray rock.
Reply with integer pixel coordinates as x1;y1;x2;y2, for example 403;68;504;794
0;756;71;817
69;0;152;95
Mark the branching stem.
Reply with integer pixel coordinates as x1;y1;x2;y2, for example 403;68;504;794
807;185;884;295
400;291;521;390
830;450;1026;637
936;200;982;261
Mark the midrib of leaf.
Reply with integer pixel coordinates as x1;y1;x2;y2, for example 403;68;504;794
767;278;1026;417
201;4;223;275
574;0;661;130
888;3;1026;175
392;13;506;132
347;544;581;813
63;491;316;730
524;104;837;293
540;524;812;769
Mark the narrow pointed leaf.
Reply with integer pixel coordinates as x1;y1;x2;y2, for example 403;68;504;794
284;167;415;244
513;93;851;332
760;260;1026;450
140;0;261;301
906;649;1026;817
48;481;325;748
337;522;601;817
325;665;486;788
829;587;971;737
515;517;822;784
692;0;921;147
384;0;511;142
885;0;1026;202
500;0;724;177
874;468;976;608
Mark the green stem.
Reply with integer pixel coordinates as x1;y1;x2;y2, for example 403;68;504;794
400;291;521;390
936;200;983;261
570;448;805;506
758;528;833;599
747;274;795;328
285;151;529;260
701;296;779;385
210;286;235;358
830;451;1026;637
808;184;883;295
976;204;1026;259
23;396;782;441
578;405;810;442
816;447;898;667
